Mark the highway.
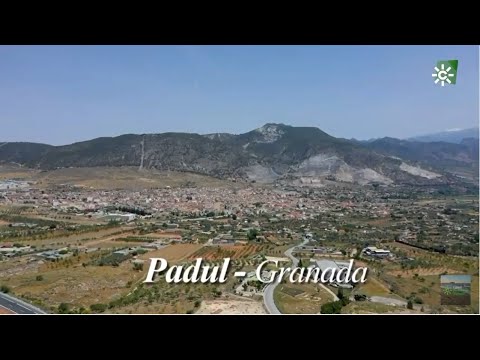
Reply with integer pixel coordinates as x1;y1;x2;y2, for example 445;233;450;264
0;292;47;314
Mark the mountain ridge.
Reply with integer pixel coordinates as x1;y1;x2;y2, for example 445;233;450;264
407;127;479;144
1;123;478;187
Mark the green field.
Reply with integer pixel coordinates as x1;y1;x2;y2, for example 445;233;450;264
441;287;470;296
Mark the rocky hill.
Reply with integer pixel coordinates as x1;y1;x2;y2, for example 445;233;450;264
1;123;478;186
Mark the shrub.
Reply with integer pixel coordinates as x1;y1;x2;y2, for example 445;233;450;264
90;303;107;313
321;301;343;314
413;296;423;304
58;303;70;314
0;285;11;293
36;275;43;281
133;262;144;271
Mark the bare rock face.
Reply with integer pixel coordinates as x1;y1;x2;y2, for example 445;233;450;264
253;124;286;143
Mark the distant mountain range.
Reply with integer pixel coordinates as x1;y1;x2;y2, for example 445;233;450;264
1;123;478;187
407;127;479;144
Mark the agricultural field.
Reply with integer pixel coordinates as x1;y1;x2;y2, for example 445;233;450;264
273;282;335;314
140;244;202;263
0;242;225;314
108;279;220;314
263;244;295;257
187;244;264;261
32;167;242;190
0;253;145;312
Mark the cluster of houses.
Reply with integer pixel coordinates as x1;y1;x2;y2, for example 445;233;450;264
0;243;32;258
36;248;73;261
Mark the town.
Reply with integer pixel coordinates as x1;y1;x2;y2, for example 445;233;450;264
0;169;478;315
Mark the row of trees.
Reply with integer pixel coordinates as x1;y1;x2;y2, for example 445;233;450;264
116;206;151;216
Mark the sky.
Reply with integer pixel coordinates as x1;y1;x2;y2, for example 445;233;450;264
0;45;478;145
441;274;472;284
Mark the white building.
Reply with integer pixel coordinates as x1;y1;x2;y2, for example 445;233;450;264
363;246;391;257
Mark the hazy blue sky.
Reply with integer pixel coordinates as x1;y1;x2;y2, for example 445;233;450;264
0;45;478;145
441;274;471;284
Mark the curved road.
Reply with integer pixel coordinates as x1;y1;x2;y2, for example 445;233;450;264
263;238;306;314
263;238;339;314
0;292;47;314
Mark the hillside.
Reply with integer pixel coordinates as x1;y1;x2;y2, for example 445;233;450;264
1;124;478;186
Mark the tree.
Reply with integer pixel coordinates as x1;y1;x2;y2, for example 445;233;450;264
247;229;258;241
232;214;237;220
407;300;413;310
337;287;344;300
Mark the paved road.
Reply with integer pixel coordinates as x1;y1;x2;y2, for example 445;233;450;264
0;292;47;314
263;238;309;314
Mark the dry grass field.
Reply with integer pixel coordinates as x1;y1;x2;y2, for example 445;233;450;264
388;267;462;277
6;227;134;248
381;273;479;312
0;165;36;180
384;242;479;273
1;259;144;310
196;298;267;314
139;244;203;263
273;282;335;314
341;301;419;314
0;244;224;313
109;302;192;314
31;167;241;190
356;276;392;297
